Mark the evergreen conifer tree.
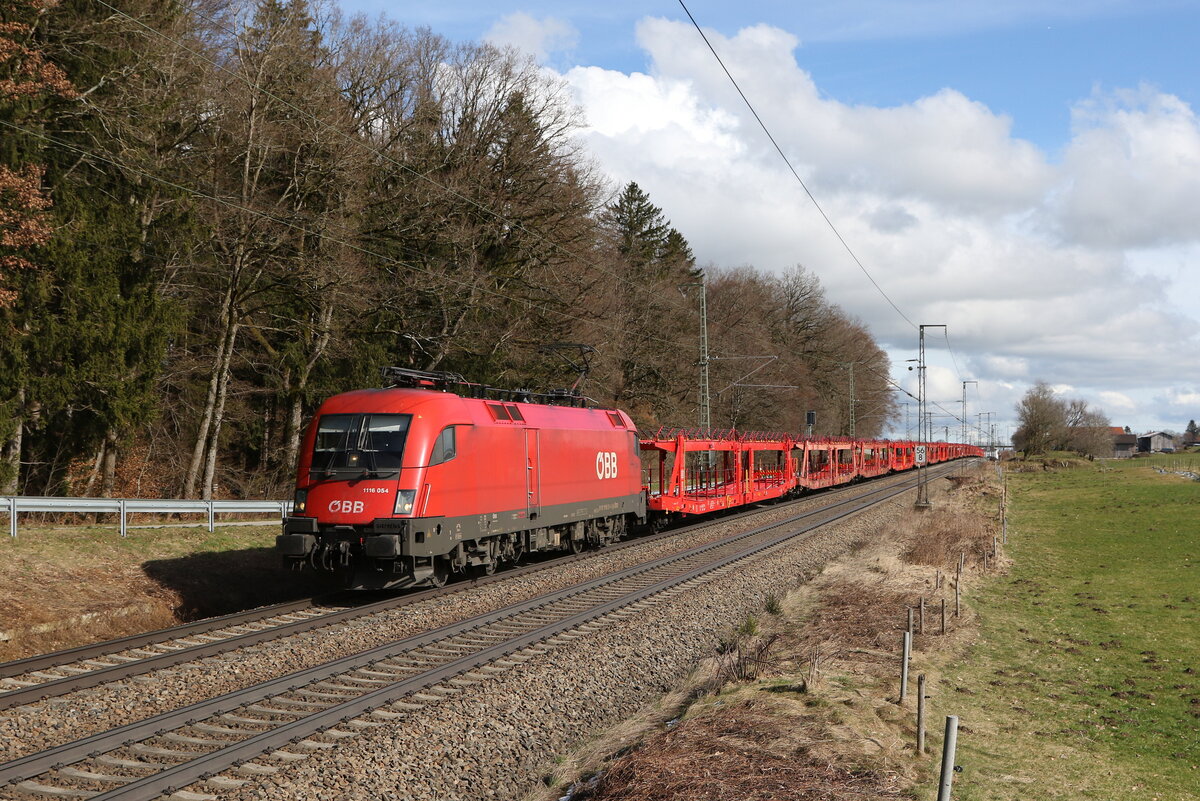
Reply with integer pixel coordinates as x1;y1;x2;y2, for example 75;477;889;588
0;0;75;493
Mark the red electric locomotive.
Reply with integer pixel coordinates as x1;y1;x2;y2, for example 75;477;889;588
277;369;646;589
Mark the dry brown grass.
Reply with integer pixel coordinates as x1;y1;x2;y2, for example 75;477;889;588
801;581;915;659
0;523;325;661
572;696;906;801
0;552;182;661
541;470;1005;801
902;469;1001;572
901;508;993;566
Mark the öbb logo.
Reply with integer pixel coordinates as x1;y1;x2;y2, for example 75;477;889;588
328;500;365;514
595;451;618;480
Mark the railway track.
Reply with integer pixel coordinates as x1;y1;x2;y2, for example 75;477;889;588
0;468;929;712
0;464;958;801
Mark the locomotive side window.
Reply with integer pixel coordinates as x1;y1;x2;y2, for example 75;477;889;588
311;413;411;474
506;405;524;422
429;426;457;465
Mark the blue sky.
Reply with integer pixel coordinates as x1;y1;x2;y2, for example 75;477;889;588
334;0;1200;440
339;0;1200;152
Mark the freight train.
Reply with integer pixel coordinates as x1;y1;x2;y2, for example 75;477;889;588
277;368;981;589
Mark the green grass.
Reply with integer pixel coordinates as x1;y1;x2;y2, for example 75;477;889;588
0;517;326;660
942;456;1200;800
0;520;281;564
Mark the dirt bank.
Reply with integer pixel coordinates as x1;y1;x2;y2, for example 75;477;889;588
0;521;327;661
530;465;1001;801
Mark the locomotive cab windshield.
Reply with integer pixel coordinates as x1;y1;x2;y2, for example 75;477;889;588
311;413;411;478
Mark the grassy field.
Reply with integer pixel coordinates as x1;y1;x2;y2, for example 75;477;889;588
943;456;1199;800
0;517;325;660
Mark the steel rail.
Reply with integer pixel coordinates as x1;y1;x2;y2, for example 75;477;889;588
0;466;935;709
0;599;319;681
0;464;958;799
99;467;955;800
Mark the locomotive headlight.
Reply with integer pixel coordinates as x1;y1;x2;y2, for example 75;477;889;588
394;489;417;515
293;489;308;515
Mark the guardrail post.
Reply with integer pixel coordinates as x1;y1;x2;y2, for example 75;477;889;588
119;499;127;537
207;501;215;533
7;498;15;538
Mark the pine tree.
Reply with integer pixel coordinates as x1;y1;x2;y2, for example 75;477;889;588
601;182;672;274
593;182;700;421
0;0;75;493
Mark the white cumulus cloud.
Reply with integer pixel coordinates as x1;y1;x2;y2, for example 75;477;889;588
554;17;1200;434
484;12;578;63
1051;86;1200;248
1097;391;1136;413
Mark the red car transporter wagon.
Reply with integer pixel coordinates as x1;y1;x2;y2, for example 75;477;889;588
277;369;646;590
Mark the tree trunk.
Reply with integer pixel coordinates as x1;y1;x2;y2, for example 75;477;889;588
183;284;235;497
0;386;24;496
285;394;303;478
200;319;239;500
282;300;334;473
81;443;104;496
100;429;119;497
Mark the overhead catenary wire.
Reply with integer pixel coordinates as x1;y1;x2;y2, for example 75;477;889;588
32;2;961;440
676;0;917;331
779;350;977;436
849;359;981;435
675;1;992;440
943;329;964;381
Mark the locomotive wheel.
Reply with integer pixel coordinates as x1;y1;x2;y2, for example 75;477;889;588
569;536;584;554
427;558;450;588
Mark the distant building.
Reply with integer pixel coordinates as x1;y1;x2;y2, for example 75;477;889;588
1137;431;1176;453
1112;433;1137;458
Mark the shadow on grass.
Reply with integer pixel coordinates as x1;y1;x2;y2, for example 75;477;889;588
141;547;333;620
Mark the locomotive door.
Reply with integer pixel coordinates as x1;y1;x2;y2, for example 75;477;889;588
525;429;541;518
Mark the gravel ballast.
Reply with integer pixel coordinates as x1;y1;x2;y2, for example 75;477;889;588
218;483;932;801
0;475;919;765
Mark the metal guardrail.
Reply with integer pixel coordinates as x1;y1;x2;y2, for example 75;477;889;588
0;496;292;538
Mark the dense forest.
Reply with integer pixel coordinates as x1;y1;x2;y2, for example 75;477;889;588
0;0;896;500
